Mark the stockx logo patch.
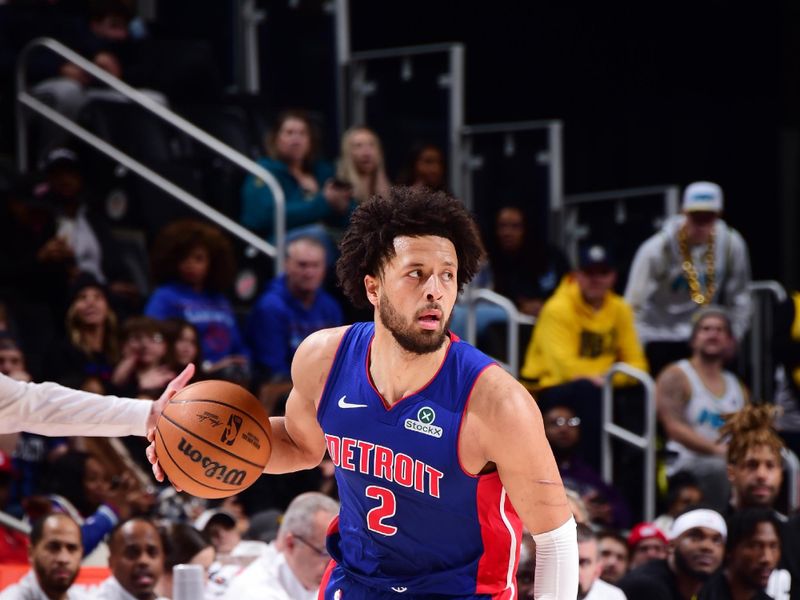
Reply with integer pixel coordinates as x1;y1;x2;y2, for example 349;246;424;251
404;406;443;438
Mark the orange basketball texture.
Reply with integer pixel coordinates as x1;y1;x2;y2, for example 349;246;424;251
155;380;272;499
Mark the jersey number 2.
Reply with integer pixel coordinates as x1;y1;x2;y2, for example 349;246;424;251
365;485;397;536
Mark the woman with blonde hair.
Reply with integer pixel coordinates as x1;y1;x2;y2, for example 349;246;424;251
337;126;391;203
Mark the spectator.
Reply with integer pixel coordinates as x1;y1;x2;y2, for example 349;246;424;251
45;272;119;394
720;405;784;513
93;517;164;600
0;449;28;564
31;1;167;155
222;492;339;600
720;406;794;599
627;523;669;570
618;507;726;600
543;402;631;529
34;451;141;562
0;335;31;382
625;181;752;377
336;126;391;204
598;531;630;585
699;509;781;600
398;142;447;192
196;509;269;599
240;109;353;242
521;242;648;468
577;523;626;600
246;236;344;412
162;319;201;375
34;148;140;309
111;316;175;399
156;522;215;599
657;307;747;511
0;514;83;600
654;471;704;535
485;204;570;317
145;219;249;383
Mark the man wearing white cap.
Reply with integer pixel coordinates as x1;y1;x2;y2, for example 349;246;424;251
618;507;726;600
625;181;752;377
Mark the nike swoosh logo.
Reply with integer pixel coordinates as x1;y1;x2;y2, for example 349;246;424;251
338;395;368;409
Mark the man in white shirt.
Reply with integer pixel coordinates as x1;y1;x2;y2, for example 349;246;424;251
90;518;165;600
222;493;339;600
0;513;87;600
578;523;626;600
0;364;193;437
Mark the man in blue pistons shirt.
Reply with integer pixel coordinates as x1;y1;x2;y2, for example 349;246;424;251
150;186;579;599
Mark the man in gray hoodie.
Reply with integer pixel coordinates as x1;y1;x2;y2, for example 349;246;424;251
624;181;752;378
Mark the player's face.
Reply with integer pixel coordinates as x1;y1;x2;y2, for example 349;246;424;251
598;537;629;584
728;445;783;508
109;520;164;600
673;526;725;579
31;515;82;598
371;236;458;354
728;522;780;589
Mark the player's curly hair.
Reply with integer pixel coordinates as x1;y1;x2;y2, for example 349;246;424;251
150;219;236;293
336;186;485;309
720;404;784;466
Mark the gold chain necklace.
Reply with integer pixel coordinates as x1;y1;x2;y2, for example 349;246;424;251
678;225;716;305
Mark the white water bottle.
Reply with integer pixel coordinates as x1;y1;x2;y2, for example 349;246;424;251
173;564;204;600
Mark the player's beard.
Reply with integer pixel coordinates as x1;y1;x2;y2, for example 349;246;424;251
379;291;450;355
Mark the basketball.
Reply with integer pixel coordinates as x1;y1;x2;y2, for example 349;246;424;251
154;380;272;499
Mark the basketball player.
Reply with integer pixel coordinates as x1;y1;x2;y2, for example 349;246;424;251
150;187;579;598
0;364;194;436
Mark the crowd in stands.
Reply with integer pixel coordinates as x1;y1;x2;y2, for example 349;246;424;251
4;1;800;599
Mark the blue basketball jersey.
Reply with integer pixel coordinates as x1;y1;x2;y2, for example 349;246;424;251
317;322;523;597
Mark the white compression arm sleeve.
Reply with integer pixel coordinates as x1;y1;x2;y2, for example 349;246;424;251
531;516;578;600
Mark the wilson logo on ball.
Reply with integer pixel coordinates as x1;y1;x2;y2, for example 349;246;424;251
177;437;247;486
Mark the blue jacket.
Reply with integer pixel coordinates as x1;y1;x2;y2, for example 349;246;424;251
246;274;344;378
240;157;353;237
145;282;249;363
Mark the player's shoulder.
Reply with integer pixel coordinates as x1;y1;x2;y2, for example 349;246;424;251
468;364;539;422
295;326;350;361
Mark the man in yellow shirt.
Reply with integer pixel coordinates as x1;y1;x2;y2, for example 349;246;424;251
521;243;648;469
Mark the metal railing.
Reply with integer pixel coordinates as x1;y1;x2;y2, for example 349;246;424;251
601;363;657;522
747;280;788;403
562;184;680;265
460;120;564;238
347;42;465;198
782;447;800;513
15;37;287;271
460;287;535;376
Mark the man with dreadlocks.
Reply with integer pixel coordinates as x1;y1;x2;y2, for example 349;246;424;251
720;404;792;599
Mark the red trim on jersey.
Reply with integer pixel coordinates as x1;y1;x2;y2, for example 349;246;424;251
317;560;336;600
456;362;496;478
475;474;524;596
364;330;456;411
316;326;354;422
326;514;340;536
